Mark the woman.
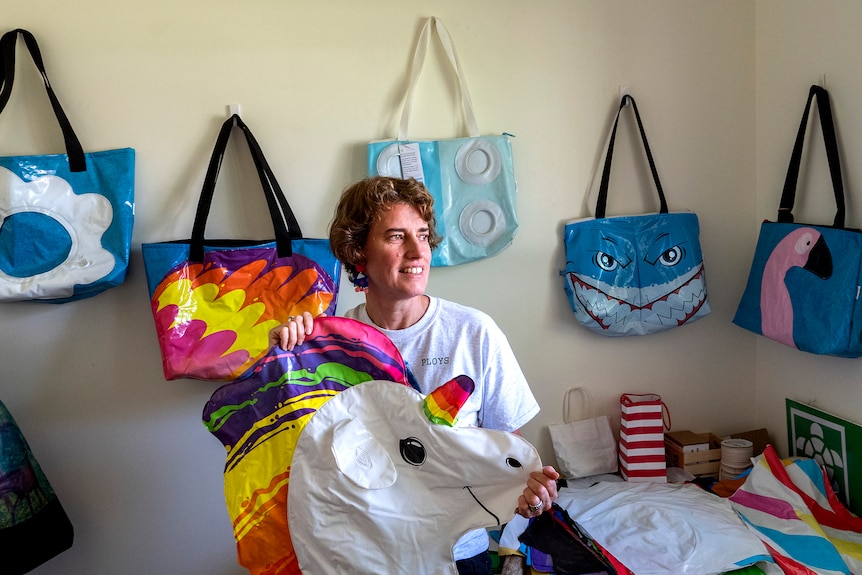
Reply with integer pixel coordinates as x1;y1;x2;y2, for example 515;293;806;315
270;176;558;575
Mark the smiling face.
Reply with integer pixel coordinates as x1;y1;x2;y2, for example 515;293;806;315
361;202;431;303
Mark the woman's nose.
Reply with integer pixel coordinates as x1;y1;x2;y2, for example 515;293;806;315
404;235;428;256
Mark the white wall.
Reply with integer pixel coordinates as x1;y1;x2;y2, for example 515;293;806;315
4;1;839;573
754;1;862;457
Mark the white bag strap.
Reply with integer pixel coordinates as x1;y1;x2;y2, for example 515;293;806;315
563;387;594;423
398;16;479;140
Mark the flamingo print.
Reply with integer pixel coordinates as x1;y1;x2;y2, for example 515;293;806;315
760;227;832;347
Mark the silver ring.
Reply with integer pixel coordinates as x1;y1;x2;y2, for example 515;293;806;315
528;501;543;512
287;316;296;323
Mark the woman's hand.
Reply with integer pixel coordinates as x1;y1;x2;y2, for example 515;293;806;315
269;311;316;351
516;466;560;518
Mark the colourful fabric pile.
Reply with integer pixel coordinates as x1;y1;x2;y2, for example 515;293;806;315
730;445;862;575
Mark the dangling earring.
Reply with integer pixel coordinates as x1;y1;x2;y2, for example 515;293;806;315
352;264;369;293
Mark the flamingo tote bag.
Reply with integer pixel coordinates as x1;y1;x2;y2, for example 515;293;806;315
733;85;862;357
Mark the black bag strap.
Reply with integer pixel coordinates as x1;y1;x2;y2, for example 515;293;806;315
0;28;86;172
779;84;845;228
190;114;303;262
595;94;668;219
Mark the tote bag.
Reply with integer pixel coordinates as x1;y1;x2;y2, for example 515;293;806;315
202;317;411;575
547;387;618;479
142;115;340;382
0;399;74;574
733;85;862;357
562;95;710;336
0;29;134;302
618;392;670;483
368;17;518;267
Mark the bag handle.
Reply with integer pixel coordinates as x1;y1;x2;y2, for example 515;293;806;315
0;28;86;172
190;114;303;262
562;387;594;423
778;85;845;228
398;17;479;140
595;95;668;219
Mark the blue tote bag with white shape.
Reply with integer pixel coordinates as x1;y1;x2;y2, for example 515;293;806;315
563;95;710;336
0;29;134;303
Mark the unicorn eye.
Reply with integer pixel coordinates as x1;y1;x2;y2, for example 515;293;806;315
506;457;523;468
400;437;426;466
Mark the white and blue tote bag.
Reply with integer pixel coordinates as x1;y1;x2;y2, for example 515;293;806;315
0;29;134;303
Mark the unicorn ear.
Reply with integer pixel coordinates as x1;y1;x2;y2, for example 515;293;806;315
330;417;397;490
423;375;475;427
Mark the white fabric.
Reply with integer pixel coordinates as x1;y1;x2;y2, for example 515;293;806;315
288;380;542;575
345;296;540;559
559;482;773;575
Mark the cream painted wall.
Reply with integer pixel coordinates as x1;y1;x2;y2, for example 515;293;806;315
754;1;862;456
0;1;761;573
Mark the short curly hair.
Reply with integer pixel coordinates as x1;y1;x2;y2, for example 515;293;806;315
329;177;442;281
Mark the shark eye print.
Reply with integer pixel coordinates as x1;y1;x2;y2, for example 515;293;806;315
595;251;620;272
506;457;523;468
658;246;684;267
399;437;426;466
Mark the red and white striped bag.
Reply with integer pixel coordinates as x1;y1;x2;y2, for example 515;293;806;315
618;393;671;482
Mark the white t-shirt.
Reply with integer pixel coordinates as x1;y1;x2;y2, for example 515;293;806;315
344;296;540;560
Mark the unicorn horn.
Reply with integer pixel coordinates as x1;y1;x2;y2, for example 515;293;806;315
423;375;475;427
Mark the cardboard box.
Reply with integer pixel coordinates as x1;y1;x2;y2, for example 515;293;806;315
665;430;722;477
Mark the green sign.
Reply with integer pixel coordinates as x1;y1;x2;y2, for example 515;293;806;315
786;398;862;515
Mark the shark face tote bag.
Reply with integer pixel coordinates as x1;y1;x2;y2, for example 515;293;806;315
0;29;134;302
733;85;862;357
368;17;518;267
142;115;340;382
562;95;710;336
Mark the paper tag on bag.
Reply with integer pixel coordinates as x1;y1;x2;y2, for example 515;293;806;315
398;143;425;182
